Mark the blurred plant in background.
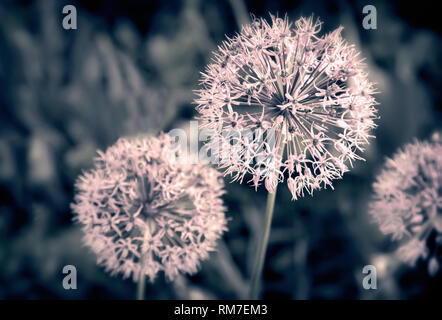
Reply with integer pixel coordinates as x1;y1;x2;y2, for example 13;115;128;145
369;135;442;276
0;0;441;299
71;134;228;289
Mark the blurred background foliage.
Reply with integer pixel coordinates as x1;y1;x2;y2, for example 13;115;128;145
0;0;441;299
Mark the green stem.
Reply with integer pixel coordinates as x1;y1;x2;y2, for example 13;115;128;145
137;223;151;300
249;183;279;299
249;136;286;299
136;266;146;300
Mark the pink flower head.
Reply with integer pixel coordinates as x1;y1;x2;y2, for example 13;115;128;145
195;15;378;200
369;138;442;268
71;134;227;282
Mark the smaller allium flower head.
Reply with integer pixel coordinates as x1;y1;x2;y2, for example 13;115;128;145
195;15;378;200
369;137;442;273
71;134;227;282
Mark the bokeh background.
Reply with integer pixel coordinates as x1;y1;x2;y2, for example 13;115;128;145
0;0;441;299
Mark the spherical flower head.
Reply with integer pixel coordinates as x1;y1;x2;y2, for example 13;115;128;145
369;138;442;270
195;15;378;200
71;134;227;282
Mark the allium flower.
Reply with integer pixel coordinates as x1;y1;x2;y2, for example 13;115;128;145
71;134;227;282
369;138;442;271
195;15;378;199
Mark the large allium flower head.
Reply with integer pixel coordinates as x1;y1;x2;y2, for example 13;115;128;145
369;138;442;273
195;15;378;200
71;134;227;282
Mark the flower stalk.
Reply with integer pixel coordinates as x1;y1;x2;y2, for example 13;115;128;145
136;267;146;300
249;136;286;299
137;223;150;300
249;182;278;299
